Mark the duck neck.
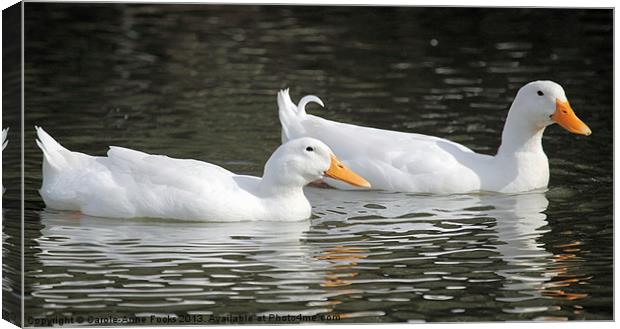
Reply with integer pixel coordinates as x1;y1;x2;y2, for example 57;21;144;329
496;110;546;157
258;163;307;199
258;175;306;198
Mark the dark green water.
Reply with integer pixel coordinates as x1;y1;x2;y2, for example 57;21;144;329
2;4;613;324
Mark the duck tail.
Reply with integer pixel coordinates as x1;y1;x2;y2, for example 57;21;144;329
297;94;324;115
2;127;8;151
35;126;70;170
277;89;324;142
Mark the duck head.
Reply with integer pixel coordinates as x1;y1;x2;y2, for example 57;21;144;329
511;80;591;136
263;138;370;189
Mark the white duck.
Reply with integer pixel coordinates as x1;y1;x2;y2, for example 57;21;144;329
36;127;369;221
278;81;591;194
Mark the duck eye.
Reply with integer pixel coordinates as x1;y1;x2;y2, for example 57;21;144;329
537;90;544;96
305;146;314;152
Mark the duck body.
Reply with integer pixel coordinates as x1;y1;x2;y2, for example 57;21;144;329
278;81;590;194
279;115;548;193
36;127;369;221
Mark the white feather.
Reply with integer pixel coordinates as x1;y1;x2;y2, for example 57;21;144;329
2;127;8;151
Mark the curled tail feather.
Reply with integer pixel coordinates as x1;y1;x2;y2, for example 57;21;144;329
277;89;324;142
298;95;324;114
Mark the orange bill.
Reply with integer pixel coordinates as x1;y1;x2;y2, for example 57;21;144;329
324;154;371;188
552;99;592;136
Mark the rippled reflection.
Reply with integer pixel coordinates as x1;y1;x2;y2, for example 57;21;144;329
25;189;595;322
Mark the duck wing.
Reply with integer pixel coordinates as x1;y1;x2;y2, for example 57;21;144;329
303;115;485;191
106;146;238;195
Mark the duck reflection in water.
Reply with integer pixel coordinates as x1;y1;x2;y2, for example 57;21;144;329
31;189;589;319
307;189;590;312
487;192;589;309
